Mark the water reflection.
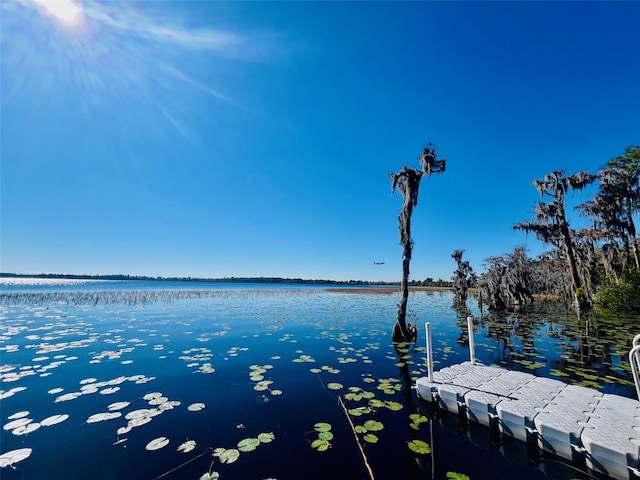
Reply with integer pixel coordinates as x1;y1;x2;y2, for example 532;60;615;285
470;299;640;397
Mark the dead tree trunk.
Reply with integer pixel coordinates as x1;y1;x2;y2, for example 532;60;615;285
389;145;446;342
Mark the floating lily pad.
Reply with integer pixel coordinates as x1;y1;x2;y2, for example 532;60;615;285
327;382;343;390
237;437;260;452
143;392;163;401
363;433;379;443
3;418;32;431
318;431;334;441
177;440;197;453
100;387;120;395
446;472;470;480
108;401;130;411
218;448;240;464
311;439;330;451
7;411;29;420
314;422;332;432
87;412;122;423
145;437;170;451
363;420;384;432
13;422;41;435
0;448;32;468
40;414;69;426
385;401;403;411
199;473;220;480
258;432;275;443
187;403;206;412
409;414;428;424
408;439;431;454
348;407;371;416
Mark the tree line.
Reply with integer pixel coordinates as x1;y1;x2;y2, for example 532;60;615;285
388;142;638;344
451;145;639;314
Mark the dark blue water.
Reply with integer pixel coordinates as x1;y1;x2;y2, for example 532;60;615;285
1;281;637;479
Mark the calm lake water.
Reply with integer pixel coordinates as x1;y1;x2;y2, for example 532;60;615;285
1;279;639;480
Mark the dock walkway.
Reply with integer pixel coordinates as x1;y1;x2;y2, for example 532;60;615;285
416;361;640;480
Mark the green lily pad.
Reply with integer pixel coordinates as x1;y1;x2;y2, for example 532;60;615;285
199;473;220;480
348;407;370;416
237;437;260;452
258;432;275;443
311;439;330;451
408;439;431;454
363;433;379;443
314;422;332;432
446;472;470;480
219;448;240;464
409;414;428;424
363;420;384;431
327;383;343;390
318;431;334;441
354;425;367;434
385;401;403;411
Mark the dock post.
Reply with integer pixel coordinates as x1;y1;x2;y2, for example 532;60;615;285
629;344;640;400
467;316;476;365
425;322;434;382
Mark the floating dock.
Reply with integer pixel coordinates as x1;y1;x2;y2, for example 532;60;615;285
417;320;640;480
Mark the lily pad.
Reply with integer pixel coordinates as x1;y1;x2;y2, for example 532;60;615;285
218;448;240;464
258;432;275;443
314;422;332;432
87;412;122;423
8;411;29;420
238;437;260;452
311;439;330;452
108;401;130;411
13;422;41;435
145;436;170;451
385;401;403;411
408;439;431;454
363;420;384;432
446;473;470;480
409;414;428;424
199;473;220;480
0;448;32;468
40;414;69;426
3;418;32;431
327;382;343;390
177;440;197;453
187;403;206;412
363;433;379;443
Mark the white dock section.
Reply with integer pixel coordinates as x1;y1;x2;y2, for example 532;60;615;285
416;361;640;480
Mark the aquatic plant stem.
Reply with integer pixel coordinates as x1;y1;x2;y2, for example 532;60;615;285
337;396;375;480
154;451;209;479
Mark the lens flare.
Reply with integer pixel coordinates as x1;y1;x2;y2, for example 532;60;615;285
34;0;82;25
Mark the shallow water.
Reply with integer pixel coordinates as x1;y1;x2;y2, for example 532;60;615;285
1;281;638;480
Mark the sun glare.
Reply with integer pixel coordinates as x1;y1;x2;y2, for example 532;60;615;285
34;0;82;25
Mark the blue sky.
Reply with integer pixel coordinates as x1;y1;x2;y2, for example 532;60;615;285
1;1;639;282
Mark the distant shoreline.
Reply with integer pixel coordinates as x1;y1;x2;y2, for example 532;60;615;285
0;272;453;288
325;286;454;294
